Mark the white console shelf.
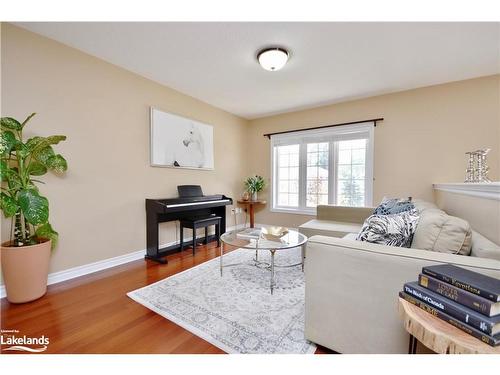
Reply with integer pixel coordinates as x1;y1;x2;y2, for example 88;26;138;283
433;182;500;201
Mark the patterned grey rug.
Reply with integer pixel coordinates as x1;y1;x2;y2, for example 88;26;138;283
127;246;316;354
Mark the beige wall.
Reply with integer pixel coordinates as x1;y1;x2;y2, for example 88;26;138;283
1;24;249;273
247;75;500;228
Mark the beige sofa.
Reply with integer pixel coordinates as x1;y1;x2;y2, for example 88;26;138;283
299;203;500;354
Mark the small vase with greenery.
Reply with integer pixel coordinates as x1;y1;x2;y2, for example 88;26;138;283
0;113;67;303
244;175;266;201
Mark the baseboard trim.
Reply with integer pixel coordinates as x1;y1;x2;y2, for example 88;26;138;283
0;223;258;299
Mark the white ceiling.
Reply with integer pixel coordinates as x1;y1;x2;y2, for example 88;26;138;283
15;22;500;119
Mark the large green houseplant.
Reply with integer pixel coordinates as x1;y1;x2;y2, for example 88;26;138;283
0;113;67;303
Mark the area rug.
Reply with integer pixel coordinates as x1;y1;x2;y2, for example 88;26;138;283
127;246;316;354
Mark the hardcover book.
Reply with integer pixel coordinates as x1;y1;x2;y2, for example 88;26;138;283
419;274;500;317
422;264;500;302
236;228;262;240
404;282;500;335
399;291;500;347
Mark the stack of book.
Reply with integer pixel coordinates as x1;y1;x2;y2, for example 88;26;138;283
399;264;500;347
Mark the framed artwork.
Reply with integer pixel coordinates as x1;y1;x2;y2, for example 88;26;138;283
150;107;214;170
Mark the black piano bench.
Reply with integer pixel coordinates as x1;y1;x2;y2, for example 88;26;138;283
180;216;222;255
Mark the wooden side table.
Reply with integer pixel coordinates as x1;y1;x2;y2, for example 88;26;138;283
236;200;266;228
398;298;500;354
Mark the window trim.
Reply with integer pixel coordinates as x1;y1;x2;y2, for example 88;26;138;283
270;122;374;215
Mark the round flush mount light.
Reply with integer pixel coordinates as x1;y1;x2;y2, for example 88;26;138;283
257;47;289;71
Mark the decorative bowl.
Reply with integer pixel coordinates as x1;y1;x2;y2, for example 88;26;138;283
261;226;288;241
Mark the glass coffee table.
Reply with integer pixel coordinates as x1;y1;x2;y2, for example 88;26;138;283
219;228;308;294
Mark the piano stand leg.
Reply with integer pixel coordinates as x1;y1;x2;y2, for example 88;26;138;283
144;254;168;264
192;225;197;256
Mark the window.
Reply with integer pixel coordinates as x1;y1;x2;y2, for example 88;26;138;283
337;139;367;207
271;122;374;214
276;144;299;207
306;143;329;207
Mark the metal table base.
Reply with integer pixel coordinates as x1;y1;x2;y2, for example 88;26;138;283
219;242;306;294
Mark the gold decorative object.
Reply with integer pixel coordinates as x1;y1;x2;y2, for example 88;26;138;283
261;226;289;241
242;191;250;201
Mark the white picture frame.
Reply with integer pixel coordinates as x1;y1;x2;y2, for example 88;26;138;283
150;107;214;170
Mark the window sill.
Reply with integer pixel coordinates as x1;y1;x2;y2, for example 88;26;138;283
270;207;317;216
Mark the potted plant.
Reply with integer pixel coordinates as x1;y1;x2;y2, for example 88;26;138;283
244;175;266;201
0;113;67;303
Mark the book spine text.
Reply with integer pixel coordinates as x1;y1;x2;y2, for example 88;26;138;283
404;283;494;334
419;274;493;316
422;268;498;302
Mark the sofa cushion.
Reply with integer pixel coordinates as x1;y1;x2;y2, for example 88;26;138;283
299;219;362;239
411;208;472;256
356;209;420;248
470;231;500;261
412;198;438;212
342;233;358;241
316;205;374;223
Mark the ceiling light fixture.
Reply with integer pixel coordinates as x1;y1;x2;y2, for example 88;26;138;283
257;47;289;71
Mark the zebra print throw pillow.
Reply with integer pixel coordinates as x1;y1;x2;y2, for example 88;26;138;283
356;209;420;248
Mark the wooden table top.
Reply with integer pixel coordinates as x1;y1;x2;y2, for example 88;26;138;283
398;298;500;354
237;200;267;204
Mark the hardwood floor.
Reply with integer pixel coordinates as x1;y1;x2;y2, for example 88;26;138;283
0;241;334;354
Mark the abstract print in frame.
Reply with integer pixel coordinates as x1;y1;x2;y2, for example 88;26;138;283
150;107;214;170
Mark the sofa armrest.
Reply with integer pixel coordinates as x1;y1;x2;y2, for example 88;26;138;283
304;235;500;354
316;205;374;223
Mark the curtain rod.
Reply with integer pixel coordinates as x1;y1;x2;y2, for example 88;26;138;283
263;118;384;139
